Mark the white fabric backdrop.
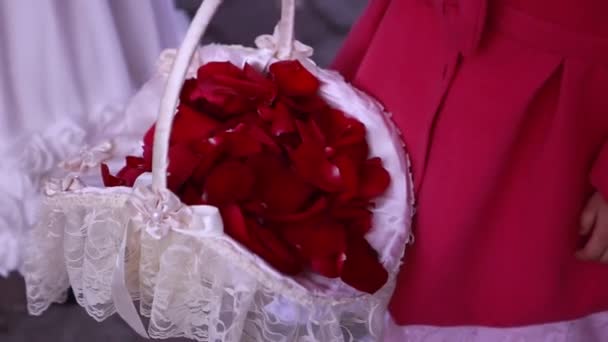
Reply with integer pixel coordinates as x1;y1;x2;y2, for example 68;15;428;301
0;0;187;276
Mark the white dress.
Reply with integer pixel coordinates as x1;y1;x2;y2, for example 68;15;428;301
0;0;187;276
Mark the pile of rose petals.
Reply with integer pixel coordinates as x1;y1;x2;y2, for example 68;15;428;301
102;60;391;294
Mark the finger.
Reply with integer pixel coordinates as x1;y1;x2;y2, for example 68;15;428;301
576;224;608;261
580;196;599;236
580;209;597;236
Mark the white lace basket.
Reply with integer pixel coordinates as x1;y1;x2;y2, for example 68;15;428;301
23;1;414;341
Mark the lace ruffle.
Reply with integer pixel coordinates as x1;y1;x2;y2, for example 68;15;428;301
25;191;393;341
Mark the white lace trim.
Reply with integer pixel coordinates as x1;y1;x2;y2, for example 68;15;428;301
0;108;120;276
384;313;608;342
24;191;395;341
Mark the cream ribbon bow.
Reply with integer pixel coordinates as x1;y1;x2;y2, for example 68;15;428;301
59;140;114;173
112;178;223;338
43;176;84;196
255;26;314;60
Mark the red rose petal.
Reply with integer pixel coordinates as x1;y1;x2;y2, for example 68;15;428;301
243;63;277;103
341;236;388;294
221;204;250;245
264;197;327;223
258;102;296;137
313;108;342;138
181;182;205;206
221;124;264;157
281;217;347;258
333;154;359;201
243;63;268;83
101;164;125;187
241;201;266;216
331;199;369;218
197;61;243;80
349;211;373;236
213;74;271;96
191;80;252;117
193;62;275;117
281;94;328;116
142;123;156;164
269;60;320;97
248;220;302;275
296;119;325;147
191;138;225;185
144;104;219;153
125;156;151;171
173;104;220;144
289;141;342;193
331;202;373;236
248;154;316;214
358;157;391;199
143;124;155;149
308;222;347;257
335;141;369;167
310;254;344;278
204;160;255;206
247;124;281;154
179;78;198;105
275;132;302;149
116;166;146;187
333;117;367;148
166;144;202;192
288;119;344;192
314;109;367;158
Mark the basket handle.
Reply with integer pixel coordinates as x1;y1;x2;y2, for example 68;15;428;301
151;0;296;190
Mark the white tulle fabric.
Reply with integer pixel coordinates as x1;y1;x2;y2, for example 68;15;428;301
23;41;414;341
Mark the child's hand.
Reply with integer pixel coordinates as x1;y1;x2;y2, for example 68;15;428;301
577;192;608;263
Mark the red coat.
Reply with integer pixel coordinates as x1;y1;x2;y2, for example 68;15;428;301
334;0;608;327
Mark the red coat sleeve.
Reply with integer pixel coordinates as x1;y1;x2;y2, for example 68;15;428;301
331;0;390;81
591;140;608;198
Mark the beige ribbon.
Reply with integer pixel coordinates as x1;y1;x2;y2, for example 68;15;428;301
255;27;314;60
43;175;85;196
112;184;223;338
59;140;114;173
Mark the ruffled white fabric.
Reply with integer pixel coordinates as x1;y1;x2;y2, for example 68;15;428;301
384;313;608;342
0;0;187;138
0;0;187;276
23;42;414;341
0;72;169;277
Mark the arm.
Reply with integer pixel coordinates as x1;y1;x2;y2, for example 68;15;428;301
577;141;608;263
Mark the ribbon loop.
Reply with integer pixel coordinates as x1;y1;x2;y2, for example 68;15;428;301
44;175;85;196
60;140;114;173
255;27;314;60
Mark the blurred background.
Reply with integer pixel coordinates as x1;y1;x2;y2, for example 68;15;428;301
0;0;365;341
176;0;367;66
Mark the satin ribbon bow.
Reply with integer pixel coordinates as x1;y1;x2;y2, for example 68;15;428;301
255;26;314;59
112;184;223;338
59;140;114;173
43;175;84;196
